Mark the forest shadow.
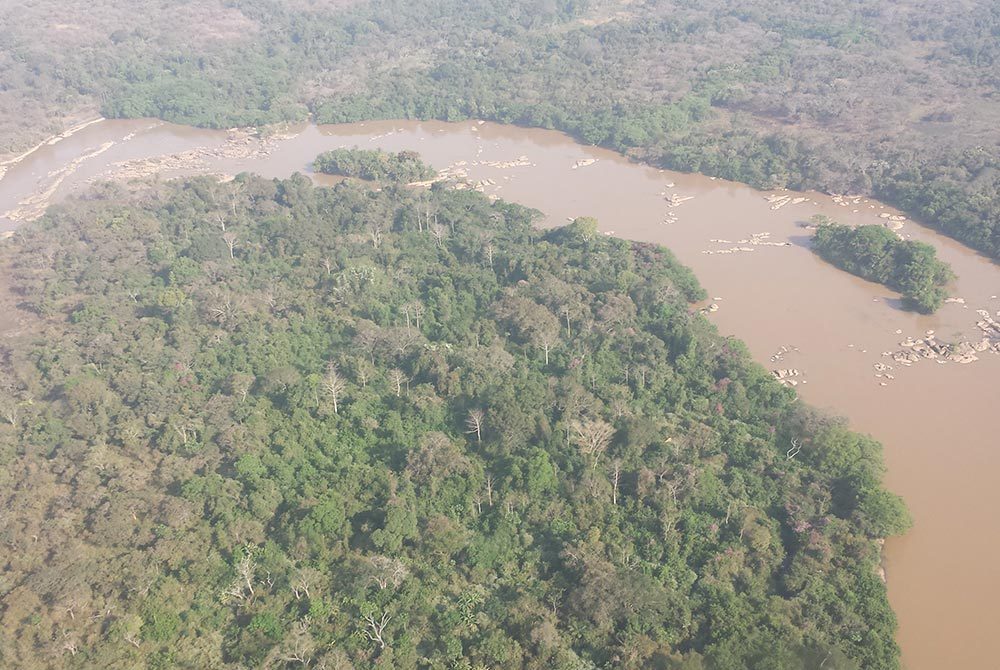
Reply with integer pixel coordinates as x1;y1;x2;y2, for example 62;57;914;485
788;233;814;249
880;296;910;313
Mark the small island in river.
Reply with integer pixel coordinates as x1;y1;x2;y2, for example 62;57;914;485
811;216;955;313
314;147;436;183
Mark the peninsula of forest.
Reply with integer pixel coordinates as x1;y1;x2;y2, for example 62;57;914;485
0;173;908;669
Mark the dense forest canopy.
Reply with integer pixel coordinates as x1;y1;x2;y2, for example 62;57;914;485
1;0;999;258
811;219;956;313
0;174;908;669
314;148;436;183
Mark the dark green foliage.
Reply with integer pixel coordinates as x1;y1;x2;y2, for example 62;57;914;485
0;174;907;668
314;148;436;182
812;219;955;313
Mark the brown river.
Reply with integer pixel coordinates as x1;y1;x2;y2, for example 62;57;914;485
2;118;998;669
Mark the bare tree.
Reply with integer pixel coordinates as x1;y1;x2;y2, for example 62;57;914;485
561;304;573;338
368;219;384;249
558;385;590;444
322;364;347;414
466;408;485;443
657;464;698;507
222;549;257;604
476;229;497;268
291;567;321;601
362;610;392;650
171;421;197;446
282;620;316;667
388;368;407;397
227;179;246;219
61;631;79;657
787;438;801;460
571;417;615;466
497;295;560;364
238;551;257;597
368;556;409;590
635;364;650;388
611;397;632;421
400;301;425;332
229;372;255;403
210;297;241;324
387;327;422;358
2;400;18;427
265;619;316;668
664;477;683;506
413;196;435;233
354;321;383;365
430;221;447;246
611;459;622;505
401;303;413;330
412;302;424;331
484;474;495;507
223;231;238;259
353;356;375;388
535;325;559;365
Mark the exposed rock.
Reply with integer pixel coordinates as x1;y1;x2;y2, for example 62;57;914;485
666;193;694;208
4;140;116;222
770;344;800;363
772;367;804;387
702;232;791;255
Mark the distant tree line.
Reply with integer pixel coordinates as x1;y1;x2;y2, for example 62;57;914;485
2;0;999;260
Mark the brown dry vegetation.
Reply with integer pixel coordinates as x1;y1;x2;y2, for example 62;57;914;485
0;0;262;156
1;0;258;46
280;0;370;12
2;0;998;167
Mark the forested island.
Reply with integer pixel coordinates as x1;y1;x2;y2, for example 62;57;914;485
3;0;1000;260
0;174;908;669
314;148;436;183
811;219;955;313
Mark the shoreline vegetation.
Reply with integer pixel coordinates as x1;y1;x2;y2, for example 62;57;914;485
810;216;956;314
0;172;909;669
313;147;436;183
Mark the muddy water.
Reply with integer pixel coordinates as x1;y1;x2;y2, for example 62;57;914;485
2;119;999;668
